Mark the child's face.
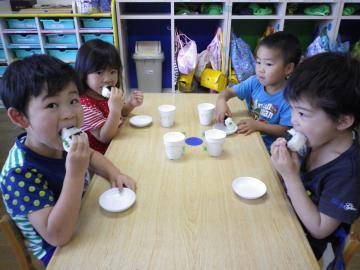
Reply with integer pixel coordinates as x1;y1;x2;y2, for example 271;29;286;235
255;46;291;91
24;82;83;154
290;98;339;149
86;67;119;94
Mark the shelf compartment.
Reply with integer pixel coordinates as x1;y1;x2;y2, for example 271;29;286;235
45;34;77;44
9;34;40;44
231;19;278;51
285;2;336;17
40;19;75;30
118;2;170;16
337;20;360;45
47;49;77;62
0;65;7;76
13;49;42;59
232;2;279;16
82;34;114;44
80;18;112;29
6;18;36;29
0;49;5;60
175;2;224;16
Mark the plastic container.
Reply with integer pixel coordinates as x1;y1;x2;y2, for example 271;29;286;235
9;34;40;44
80;18;112;28
46;34;77;44
14;49;42;58
132;41;164;92
82;34;113;44
47;49;77;62
7;19;36;29
40;19;75;30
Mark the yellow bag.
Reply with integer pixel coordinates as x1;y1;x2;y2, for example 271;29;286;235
200;68;227;92
178;70;195;92
228;58;239;86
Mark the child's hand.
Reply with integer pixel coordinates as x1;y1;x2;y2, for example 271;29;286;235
108;87;124;114
111;173;136;191
214;101;231;123
270;138;300;180
66;133;90;175
237;119;258;135
128;90;143;107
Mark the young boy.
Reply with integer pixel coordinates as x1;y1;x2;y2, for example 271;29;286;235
271;52;360;269
215;31;302;150
0;55;136;267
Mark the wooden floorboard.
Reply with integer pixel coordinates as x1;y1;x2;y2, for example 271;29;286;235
0;108;359;269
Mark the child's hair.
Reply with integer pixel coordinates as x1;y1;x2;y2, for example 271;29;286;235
75;39;122;94
0;54;81;116
258;31;302;66
286;52;360;128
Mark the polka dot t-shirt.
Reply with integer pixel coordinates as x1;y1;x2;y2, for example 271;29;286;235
0;133;90;265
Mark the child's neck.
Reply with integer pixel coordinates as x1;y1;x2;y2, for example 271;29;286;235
86;89;105;100
264;79;287;95
307;129;354;171
24;135;63;159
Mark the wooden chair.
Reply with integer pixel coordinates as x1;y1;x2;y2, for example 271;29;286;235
344;218;360;265
0;214;44;270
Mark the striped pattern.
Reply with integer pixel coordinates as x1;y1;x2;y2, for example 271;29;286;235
0;140;47;260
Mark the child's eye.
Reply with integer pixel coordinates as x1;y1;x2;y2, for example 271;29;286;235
46;103;58;109
96;71;103;75
299;112;305;117
265;63;273;67
256;60;261;65
110;70;118;75
70;98;79;105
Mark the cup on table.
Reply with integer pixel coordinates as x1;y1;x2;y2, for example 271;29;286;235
197;103;215;126
205;129;226;157
158;104;176;128
163;131;185;160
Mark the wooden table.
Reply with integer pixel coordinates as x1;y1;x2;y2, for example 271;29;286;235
47;93;319;270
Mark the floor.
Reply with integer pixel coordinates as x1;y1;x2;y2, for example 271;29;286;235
0;108;359;270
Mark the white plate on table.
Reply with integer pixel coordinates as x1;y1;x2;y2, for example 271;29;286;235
232;177;267;199
129;115;153;127
213;122;238;136
99;188;136;212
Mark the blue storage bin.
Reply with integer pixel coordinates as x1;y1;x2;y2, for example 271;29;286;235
82;34;113;44
0;66;7;76
9;34;40;44
46;34;77;44
7;18;36;29
14;49;42;58
40;19;75;30
48;49;77;62
0;50;5;59
81;18;112;29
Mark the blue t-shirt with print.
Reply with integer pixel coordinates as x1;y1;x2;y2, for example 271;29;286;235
299;132;360;268
0;133;90;266
233;75;292;150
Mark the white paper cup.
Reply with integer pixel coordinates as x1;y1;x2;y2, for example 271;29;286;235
205;129;226;157
158;104;176;128
163;131;185;160
197;103;215;126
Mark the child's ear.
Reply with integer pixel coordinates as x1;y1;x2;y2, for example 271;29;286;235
337;115;355;131
285;63;295;79
7;107;29;129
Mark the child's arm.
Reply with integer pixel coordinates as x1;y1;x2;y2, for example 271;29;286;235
214;88;237;123
89;149;136;191
237;120;289;137
91;88;124;144
28;133;90;246
270;138;341;239
122;90;144;117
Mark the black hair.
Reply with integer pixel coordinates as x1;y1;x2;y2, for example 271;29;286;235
75;39;122;95
286;52;360;128
0;54;82;116
258;31;302;66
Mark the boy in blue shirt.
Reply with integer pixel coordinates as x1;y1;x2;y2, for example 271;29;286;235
0;55;136;267
215;31;302;150
271;52;360;269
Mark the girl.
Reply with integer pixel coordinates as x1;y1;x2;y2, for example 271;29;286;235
75;39;143;154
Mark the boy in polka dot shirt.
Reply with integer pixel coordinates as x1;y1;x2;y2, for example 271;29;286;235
0;55;136;267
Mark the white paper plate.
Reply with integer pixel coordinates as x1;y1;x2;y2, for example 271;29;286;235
99;188;136;212
129;115;153;127
232;177;267;199
213;122;238;135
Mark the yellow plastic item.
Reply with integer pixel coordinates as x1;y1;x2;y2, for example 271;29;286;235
228;58;239;85
178;70;195;92
200;68;227;92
